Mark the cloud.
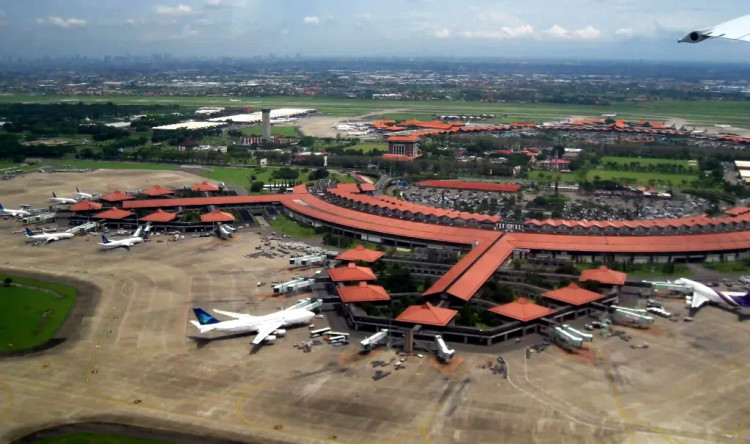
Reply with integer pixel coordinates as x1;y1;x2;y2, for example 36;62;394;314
615;27;634;37
281;28;289;35
37;16;88;29
462;25;535;40
303;16;319;25
207;0;222;5
354;12;372;21
434;28;451;39
154;4;195;16
543;24;600;40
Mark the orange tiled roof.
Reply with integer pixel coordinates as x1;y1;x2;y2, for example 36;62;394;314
417;180;520;193
489;297;555;322
335;245;385;263
579;265;627;286
200;209;235;223
93;207;134;220
70;200;102;212
141;185;174;197
542;283;604;306
328;262;377;282
337;282;391;303
387;134;421;142
140;208;177;223
191;181;220;192
100;190;136;202
395;302;457;326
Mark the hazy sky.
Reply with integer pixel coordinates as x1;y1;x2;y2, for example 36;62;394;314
1;0;748;61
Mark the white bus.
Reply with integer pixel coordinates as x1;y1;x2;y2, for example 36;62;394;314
310;327;331;338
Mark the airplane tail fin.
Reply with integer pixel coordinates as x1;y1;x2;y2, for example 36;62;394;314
0;203;4;210
76;186;80;192
25;228;34;237
190;320;217;334
133;226;143;238
101;235;111;244
52;191;57;198
193;307;220;325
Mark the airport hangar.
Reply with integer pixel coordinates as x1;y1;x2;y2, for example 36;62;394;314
87;182;750;296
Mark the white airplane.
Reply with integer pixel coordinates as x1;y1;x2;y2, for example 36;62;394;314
0;203;30;218
673;278;750;311
25;227;74;243
97;226;146;250
49;192;78;205
679;14;750;43
190;306;315;345
75;186;93;200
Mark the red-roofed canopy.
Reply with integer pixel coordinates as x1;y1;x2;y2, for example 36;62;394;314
395;302;457;327
200;209;235;223
141;185;174;197
328;262;377;282
335;245;385;263
579;265;627;286
191;181;220;192
140;209;177;223
359;183;376;192
93;207;134;220
542;283;604;306
70;200;102;212
337;282;391;303
489;297;555;322
100;190;135;202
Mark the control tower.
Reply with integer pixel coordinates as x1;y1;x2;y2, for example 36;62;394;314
261;108;271;142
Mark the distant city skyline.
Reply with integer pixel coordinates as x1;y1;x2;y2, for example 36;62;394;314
1;0;748;62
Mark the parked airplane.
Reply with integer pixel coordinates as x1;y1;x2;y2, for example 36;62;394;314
49;192;78;205
75;186;93;200
674;278;750;310
190;305;315;345
97;225;146;250
25;227;74;243
679;14;750;43
0;203;30;218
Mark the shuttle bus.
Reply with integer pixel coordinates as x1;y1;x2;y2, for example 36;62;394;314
310;327;331;338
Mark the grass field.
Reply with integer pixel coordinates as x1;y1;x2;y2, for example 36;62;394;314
585;169;698;187
204;166;310;191
40;159;180;171
600;156;698;171
33;433;163;444
0;275;77;352
702;260;750;273
267;214;318;238
344;142;388;154
241;125;299;137
2;95;748;127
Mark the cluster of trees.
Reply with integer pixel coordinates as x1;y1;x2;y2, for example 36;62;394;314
0;133;74;161
371;262;417;293
480;281;515;304
601;160;694;175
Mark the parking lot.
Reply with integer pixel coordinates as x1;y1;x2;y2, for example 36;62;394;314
0;170;748;443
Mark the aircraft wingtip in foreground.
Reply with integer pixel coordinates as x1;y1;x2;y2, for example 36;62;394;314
679;14;750;43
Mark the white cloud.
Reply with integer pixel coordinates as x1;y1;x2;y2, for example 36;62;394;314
281;28;289;35
303;16;319;25
181;24;199;37
207;0;222;5
573;25;600;39
615;27;634;37
543;24;600;40
461;25;535;40
434;28;451;39
37;16;88;29
154;4;195;16
354;12;372;21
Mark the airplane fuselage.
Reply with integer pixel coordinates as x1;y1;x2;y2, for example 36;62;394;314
26;232;74;243
98;237;144;250
197;308;314;335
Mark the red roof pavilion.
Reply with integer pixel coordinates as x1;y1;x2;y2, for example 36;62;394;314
395;302;457;327
93;207;134;220
70;200;102;212
140;209;177;223
141;185;174;197
328;263;376;282
489;297;555;322
335;245;385;263
579;265;627;286
337;282;391;303
191;181;220;192
200;209;235;223
542;283;604;306
359;183;376;192
100;190;135;202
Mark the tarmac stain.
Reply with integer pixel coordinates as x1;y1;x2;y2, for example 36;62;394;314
553;344;596;365
637;324;671;338
338;349;381;366
429;355;463;374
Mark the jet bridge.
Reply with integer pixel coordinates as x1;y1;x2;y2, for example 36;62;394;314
360;329;389;352
286;297;322;312
272;276;315;294
435;335;455;363
611;306;654;328
551;324;593;349
289;254;328;267
644;280;693;295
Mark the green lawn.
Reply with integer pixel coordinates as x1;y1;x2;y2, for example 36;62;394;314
600;156;697;170
0;275;77;352
267;214;318;238
702;260;750;273
241;125;298;137
527;170;578;182
40;159;180;171
585;169;698;187
2;95;748;127
32;433;164;444
344;142;387;154
204;166;310;191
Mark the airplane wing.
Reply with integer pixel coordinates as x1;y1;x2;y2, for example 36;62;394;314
252;321;283;345
212;309;252;319
680;14;750;43
690;292;711;309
